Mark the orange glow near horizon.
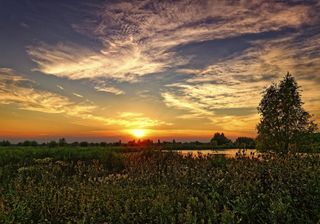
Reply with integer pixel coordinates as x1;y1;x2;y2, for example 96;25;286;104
0;125;258;142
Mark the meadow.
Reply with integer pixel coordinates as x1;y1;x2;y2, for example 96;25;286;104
0;146;319;223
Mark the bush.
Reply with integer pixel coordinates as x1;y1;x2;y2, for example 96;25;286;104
0;148;319;223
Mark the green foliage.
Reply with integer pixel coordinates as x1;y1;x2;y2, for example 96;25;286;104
234;137;256;149
0;140;11;146
0;147;319;223
80;141;89;147
299;132;320;152
211;132;232;146
257;73;317;154
48;140;58;148
58;138;67;147
18;140;38;147
0;146;125;166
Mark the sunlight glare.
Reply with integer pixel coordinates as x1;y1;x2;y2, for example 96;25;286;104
131;129;146;138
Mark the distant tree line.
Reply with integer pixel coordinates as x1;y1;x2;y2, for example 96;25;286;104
0;135;255;149
0;138;123;148
1;132;319;152
1;135;319;152
0;140;11;146
210;132;256;149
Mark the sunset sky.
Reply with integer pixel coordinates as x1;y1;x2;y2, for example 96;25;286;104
0;0;320;142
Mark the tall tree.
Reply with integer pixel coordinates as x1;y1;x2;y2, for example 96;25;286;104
235;137;256;149
257;73;317;153
211;132;231;146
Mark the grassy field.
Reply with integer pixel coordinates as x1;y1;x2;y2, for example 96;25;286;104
0;146;319;223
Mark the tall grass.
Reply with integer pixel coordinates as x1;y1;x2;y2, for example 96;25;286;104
0;148;319;223
0;146;126;166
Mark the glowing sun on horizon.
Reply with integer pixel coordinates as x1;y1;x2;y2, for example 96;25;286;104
131;129;146;138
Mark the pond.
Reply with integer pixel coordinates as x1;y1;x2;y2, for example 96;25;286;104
166;149;258;158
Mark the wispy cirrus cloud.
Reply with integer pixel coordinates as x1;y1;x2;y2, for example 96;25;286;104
162;91;259;132
57;85;64;90
27;0;315;83
0;68;95;116
162;31;320;126
93;80;125;95
23;0;320;134
27;41;170;82
94;112;171;129
94;86;124;95
0;68;168;129
72;92;84;98
117;112;143;118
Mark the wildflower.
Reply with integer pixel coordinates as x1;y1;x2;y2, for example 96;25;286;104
33;157;53;164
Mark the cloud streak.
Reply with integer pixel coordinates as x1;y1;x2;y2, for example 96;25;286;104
0;68;167;129
27;0;315;82
93;80;125;95
0;68;94;115
162;30;320;128
72;92;84;98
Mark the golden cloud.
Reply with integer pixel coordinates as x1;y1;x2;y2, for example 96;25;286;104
163;32;320;128
27;0;313;83
0;68;168;129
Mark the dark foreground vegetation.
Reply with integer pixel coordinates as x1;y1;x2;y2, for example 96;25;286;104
0;146;319;223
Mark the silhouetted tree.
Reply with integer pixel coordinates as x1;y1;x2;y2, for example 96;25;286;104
58;138;67;147
71;141;79;147
0;140;11;146
21;140;30;146
235;137;256;149
48;140;58;148
100;142;107;147
210;132;231;146
257;73;317;154
20;140;37;146
128;140;136;146
30;140;38;147
113;140;121;146
80;141;89;147
210;140;218;148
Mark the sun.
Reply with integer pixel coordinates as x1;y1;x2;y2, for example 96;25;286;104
131;129;146;138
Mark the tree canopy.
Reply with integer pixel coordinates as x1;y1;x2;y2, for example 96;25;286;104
234;137;256;149
257;73;317;153
211;132;232;146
